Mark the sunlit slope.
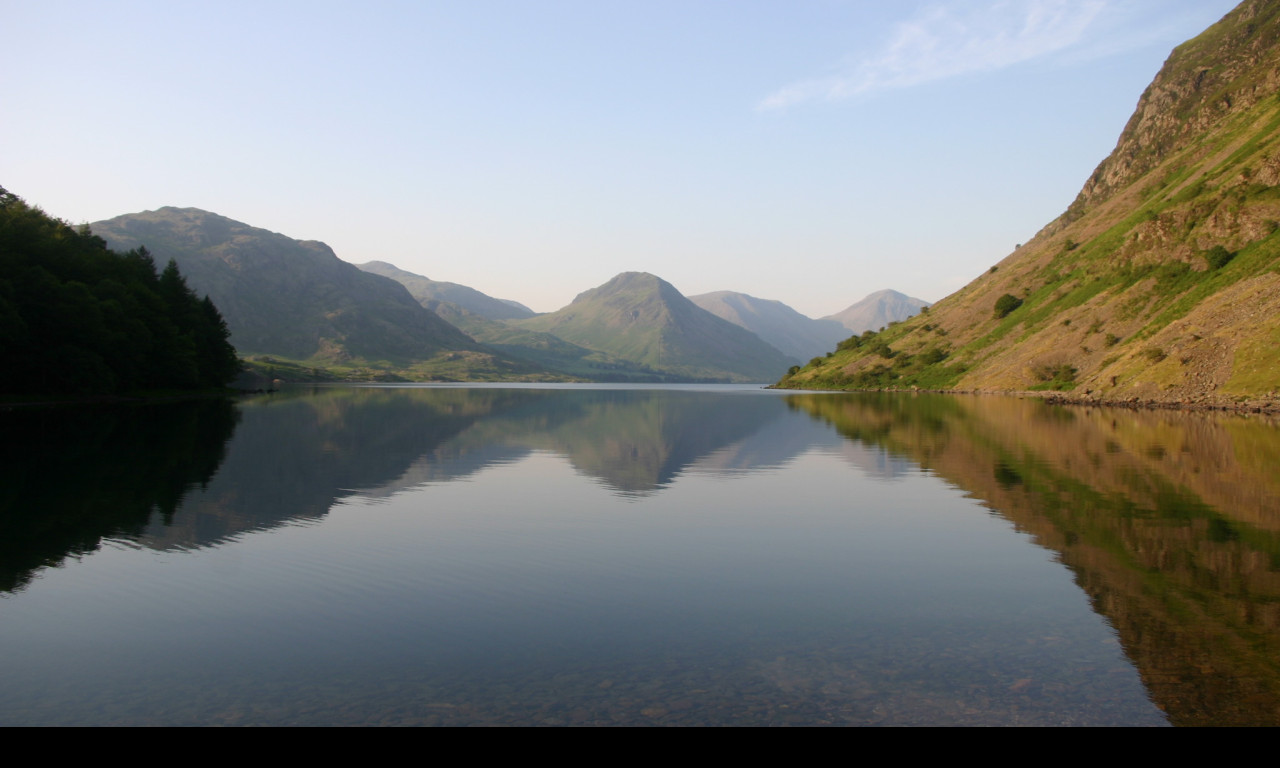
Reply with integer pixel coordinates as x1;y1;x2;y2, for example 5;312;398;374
428;300;675;381
781;0;1280;404
517;272;796;383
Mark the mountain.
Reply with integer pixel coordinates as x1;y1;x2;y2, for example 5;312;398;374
780;0;1280;407
357;261;534;321
90;208;480;367
356;261;669;379
426;300;673;381
688;290;847;362
515;272;796;382
823;289;931;334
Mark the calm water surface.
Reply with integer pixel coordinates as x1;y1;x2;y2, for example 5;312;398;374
2;385;1279;726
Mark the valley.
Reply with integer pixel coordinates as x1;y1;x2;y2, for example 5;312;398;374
82;209;925;385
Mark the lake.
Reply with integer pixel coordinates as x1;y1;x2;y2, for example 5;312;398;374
2;384;1278;726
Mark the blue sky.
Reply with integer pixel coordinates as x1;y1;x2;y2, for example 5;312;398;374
1;0;1242;316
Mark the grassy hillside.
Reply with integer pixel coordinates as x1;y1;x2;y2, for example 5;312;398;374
428;300;674;382
516;272;796;383
360;261;684;381
779;0;1280;407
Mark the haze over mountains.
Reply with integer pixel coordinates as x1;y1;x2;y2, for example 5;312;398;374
357;261;534;321
91;208;478;365
823;290;931;335
781;0;1280;405
88;207;923;383
689;291;848;362
690;289;929;361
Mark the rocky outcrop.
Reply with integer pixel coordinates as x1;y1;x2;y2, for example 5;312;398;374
780;0;1280;408
1069;0;1280;217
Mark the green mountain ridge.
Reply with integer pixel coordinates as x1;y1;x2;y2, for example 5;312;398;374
516;272;797;383
780;0;1280;406
359;260;699;380
426;299;676;381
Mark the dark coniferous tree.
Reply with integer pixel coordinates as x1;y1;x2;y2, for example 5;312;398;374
0;187;241;394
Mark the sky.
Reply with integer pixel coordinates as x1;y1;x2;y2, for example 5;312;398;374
1;0;1244;317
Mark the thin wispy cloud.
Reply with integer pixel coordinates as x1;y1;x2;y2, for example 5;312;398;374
758;0;1108;111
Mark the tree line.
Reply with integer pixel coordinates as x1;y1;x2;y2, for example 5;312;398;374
0;187;240;394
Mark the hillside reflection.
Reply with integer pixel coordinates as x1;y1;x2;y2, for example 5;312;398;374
0;399;239;593
4;388;833;589
7;387;1280;724
789;392;1280;727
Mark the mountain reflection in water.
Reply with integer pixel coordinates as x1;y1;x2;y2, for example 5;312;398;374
1;386;1278;725
792;392;1280;727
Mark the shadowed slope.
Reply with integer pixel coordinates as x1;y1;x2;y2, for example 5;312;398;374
357;260;534;321
689;290;846;362
92;208;477;365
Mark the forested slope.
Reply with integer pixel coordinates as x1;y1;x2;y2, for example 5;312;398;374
0;188;239;394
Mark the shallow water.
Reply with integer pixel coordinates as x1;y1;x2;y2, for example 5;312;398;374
2;385;1278;725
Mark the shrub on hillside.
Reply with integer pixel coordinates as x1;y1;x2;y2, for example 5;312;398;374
993;294;1023;319
1204;245;1236;270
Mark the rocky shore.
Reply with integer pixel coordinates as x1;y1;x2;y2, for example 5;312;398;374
1037;391;1280;414
774;385;1280;415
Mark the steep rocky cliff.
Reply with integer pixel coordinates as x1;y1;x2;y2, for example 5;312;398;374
781;0;1280;407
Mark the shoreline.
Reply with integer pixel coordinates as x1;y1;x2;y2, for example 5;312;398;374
770;385;1280;415
0;389;249;411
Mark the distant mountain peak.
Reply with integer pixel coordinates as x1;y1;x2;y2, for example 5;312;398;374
357;260;534;321
824;289;930;334
360;259;409;273
572;271;669;300
689;290;846;362
518;272;795;382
